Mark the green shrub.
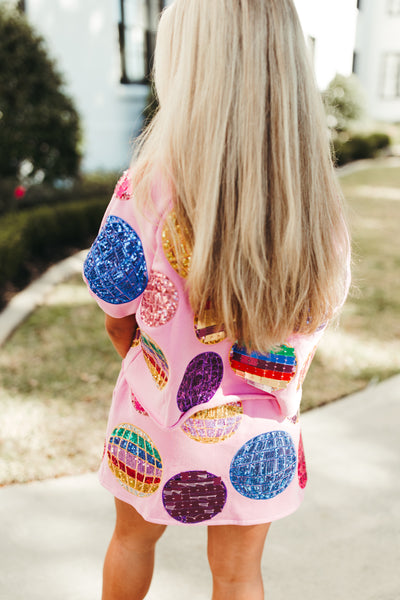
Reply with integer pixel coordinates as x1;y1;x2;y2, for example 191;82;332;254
0;197;107;299
323;74;365;134
333;132;392;166
0;5;81;183
366;132;391;151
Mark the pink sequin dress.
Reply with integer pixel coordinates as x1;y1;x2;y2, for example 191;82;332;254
83;171;325;526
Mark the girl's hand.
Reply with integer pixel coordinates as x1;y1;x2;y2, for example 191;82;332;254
105;314;138;358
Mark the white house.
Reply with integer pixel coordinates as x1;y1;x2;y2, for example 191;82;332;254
2;0;169;172
2;0;361;172
354;0;400;122
295;0;358;89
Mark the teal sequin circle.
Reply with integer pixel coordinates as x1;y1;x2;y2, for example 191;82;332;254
84;215;148;304
229;431;296;499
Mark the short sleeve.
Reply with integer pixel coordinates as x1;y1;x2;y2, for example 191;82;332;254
83;171;157;318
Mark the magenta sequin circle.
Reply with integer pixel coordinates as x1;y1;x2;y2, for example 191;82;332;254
140;271;178;327
181;402;243;443
298;432;307;489
162;470;227;523
115;171;132;201
286;412;299;425
177;352;223;413
131;393;148;416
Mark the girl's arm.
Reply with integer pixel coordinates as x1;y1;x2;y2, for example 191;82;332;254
105;314;138;359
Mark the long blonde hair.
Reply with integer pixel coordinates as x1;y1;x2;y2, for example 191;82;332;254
131;0;350;352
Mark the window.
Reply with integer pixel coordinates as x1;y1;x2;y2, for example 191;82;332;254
387;0;400;15
118;0;163;84
381;54;400;99
352;51;359;75
307;36;316;64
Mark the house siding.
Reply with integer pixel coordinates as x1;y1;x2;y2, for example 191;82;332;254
1;0;367;171
21;0;152;172
355;0;400;121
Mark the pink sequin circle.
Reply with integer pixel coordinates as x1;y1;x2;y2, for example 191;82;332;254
115;171;132;201
298;432;307;489
140;271;178;327
131;393;148;416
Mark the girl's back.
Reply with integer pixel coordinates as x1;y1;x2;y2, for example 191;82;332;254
83;1;350;595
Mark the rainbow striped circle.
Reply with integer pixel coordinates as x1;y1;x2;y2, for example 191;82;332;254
141;333;169;390
230;343;297;392
107;424;162;496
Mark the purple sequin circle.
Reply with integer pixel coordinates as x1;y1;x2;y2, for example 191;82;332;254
177;352;223;413
140;271;179;327
162;470;227;523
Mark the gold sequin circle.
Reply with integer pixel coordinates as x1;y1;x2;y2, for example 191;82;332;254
181;402;243;443
162;210;191;278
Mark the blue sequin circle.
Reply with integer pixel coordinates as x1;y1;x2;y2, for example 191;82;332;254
177;352;223;413
229;431;296;500
84;215;148;304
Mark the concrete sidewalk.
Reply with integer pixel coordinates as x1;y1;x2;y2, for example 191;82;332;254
0;242;399;599
1;376;399;600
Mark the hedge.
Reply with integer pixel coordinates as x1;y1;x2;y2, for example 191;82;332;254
0;196;108;300
333;132;391;167
0;171;118;216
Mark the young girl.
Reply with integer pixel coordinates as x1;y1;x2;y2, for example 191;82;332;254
83;1;350;598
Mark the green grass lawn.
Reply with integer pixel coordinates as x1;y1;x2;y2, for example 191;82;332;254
0;282;121;484
1;161;400;484
302;160;400;409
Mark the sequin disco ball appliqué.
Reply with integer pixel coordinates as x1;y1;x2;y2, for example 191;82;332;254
162;470;227;523
194;299;226;344
131;392;148;416
84;215;148;304
229;430;297;500
141;333;169;390
230;343;297;392
140;271;179;327
131;328;141;348
181;402;243;444
115;171;132;201
177;352;224;413
298;431;307;489
107;424;162;496
162;211;192;278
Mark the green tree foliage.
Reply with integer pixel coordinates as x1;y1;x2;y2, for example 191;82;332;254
0;6;81;182
322;74;365;134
